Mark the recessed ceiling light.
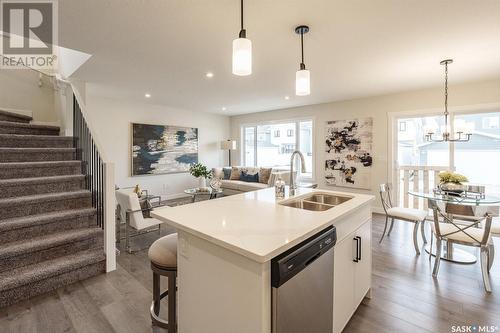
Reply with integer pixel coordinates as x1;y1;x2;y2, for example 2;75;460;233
284;96;290;100
206;72;214;78
145;93;151;98
222;107;227;111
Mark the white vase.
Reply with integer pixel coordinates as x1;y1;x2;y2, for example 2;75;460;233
198;177;206;188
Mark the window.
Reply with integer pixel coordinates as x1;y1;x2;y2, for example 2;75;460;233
396;111;500;196
399;121;407;132
397;115;449;167
482;116;499;129
454;112;500;195
244;127;256;167
242;119;314;178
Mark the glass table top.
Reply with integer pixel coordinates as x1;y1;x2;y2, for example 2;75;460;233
184;188;223;195
408;191;500;206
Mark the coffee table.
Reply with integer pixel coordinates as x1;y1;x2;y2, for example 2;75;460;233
184;188;223;203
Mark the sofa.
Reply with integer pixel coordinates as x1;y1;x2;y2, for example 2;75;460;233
212;167;295;196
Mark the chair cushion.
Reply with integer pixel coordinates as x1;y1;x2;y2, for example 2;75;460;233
431;223;490;244
220;180;268;192
236;181;268;192
148;233;178;269
387;207;427;222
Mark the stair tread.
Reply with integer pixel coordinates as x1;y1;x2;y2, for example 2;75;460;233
0;121;59;130
0;160;81;168
0;190;91;207
0;174;85;186
0;147;75;152
0;134;73;140
0;110;32;121
0;208;96;232
0;248;105;292
0;227;103;259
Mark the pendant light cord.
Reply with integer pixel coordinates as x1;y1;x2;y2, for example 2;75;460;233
444;61;449;128
239;0;246;38
300;31;305;70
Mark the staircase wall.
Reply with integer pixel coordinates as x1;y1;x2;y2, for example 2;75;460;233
0;70;57;123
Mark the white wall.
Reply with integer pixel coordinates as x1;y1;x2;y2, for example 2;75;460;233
85;90;230;197
0;69;56;123
230;79;500;209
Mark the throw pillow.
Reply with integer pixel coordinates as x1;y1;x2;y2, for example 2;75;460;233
259;168;272;184
230;167;241;180
222;167;232;180
240;170;259;183
212;167;223;179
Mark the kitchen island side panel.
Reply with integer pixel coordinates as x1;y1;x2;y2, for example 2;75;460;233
177;231;272;333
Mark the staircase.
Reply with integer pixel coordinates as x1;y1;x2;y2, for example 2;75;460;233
0;109;106;308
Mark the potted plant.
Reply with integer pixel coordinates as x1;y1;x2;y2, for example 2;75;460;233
438;171;468;195
189;163;212;188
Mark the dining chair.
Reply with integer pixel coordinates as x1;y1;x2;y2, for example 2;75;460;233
490;218;499;269
379;184;428;254
428;199;494;292
115;189;166;253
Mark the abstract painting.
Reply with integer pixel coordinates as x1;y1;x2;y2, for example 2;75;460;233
325;118;373;189
132;123;198;176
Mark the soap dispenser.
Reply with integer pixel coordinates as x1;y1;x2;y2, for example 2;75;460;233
275;177;285;199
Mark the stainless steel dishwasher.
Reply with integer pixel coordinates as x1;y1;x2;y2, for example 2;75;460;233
271;226;336;333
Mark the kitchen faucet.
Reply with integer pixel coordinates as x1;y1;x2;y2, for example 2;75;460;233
289;150;306;196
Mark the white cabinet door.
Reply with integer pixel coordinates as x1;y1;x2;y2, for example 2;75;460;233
333;235;355;333
354;220;372;305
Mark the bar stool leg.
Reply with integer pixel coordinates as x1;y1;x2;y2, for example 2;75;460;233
168;271;177;333
152;272;160;316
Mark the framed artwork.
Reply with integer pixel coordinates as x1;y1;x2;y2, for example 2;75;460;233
325;118;373;189
131;123;198;176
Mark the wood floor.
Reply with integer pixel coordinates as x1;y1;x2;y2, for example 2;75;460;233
0;214;499;333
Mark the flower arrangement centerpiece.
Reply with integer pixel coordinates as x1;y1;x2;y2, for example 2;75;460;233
189;163;212;189
438;171;468;194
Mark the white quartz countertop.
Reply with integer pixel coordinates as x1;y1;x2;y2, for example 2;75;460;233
152;187;374;263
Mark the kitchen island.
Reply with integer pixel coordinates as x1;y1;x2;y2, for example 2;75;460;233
152;187;374;333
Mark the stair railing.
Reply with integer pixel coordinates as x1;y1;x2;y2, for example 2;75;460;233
72;90;116;272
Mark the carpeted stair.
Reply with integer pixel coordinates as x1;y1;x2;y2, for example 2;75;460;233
0;110;105;308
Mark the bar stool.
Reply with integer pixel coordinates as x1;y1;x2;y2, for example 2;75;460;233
148;233;178;332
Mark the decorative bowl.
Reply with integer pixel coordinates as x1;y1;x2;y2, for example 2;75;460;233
439;182;465;195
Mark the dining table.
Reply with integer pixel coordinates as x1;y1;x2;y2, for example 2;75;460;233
408;190;500;264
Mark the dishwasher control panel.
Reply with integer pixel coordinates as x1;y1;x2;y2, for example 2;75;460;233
271;226;336;288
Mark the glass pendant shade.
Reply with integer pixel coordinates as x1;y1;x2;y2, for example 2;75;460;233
232;38;252;76
295;69;310;96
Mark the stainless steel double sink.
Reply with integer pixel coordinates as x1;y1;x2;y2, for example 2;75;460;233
279;193;352;211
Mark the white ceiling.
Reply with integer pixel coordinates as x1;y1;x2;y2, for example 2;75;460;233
59;0;500;115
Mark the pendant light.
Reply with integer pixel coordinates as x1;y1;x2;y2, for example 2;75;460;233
232;0;252;76
425;59;472;142
295;25;310;96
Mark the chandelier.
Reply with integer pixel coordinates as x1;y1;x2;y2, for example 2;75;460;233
425;59;472;143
